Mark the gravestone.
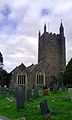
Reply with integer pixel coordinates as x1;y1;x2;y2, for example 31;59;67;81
43;86;48;96
53;83;58;92
68;88;72;101
16;88;24;110
49;82;58;92
61;83;65;91
11;88;16;97
34;86;39;97
40;100;50;115
1;87;7;96
49;82;54;91
17;117;26;120
9;80;15;95
0;85;1;93
21;86;26;100
27;89;32;100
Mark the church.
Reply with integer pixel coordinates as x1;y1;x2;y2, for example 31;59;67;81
10;22;66;90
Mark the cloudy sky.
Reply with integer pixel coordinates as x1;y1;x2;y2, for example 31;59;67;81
0;0;72;72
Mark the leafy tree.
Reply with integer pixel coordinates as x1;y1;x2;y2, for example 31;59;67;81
0;52;10;87
0;69;10;87
0;52;3;69
63;58;72;87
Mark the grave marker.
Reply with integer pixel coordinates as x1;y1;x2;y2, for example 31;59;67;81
1;87;7;96
68;88;72;101
43;86;48;96
40;100;50;115
16;88;24;110
27;89;32;100
34;86;39;97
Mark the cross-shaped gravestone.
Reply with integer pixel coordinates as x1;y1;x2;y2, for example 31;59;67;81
34;85;39;97
40;100;50;115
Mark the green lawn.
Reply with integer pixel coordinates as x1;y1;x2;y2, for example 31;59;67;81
0;90;72;120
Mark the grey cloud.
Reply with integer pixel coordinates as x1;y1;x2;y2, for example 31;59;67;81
0;0;72;72
0;35;38;72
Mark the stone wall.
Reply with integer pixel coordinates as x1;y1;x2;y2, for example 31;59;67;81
11;64;30;89
38;30;66;79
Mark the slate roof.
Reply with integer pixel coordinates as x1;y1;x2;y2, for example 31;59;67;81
10;63;27;73
27;64;38;72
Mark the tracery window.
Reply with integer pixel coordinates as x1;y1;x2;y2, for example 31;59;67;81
36;72;45;85
17;74;26;85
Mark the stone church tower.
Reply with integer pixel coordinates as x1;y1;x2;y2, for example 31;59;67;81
11;22;66;89
38;22;66;79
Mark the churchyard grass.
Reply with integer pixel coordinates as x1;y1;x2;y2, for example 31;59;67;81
0;90;72;120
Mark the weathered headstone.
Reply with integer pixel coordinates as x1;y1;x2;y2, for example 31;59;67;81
49;82;54;91
68;88;72;101
9;80;15;95
0;85;1;93
61;83;65;91
16;88;24;110
1;87;7;96
49;82;58;92
16;117;26;120
40;100;50;115
53;83;59;92
34;86;39;97
43;86;48;96
27;89;32;100
21;87;26;100
11;88;16;97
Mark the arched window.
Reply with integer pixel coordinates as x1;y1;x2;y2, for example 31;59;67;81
36;72;45;85
17;73;27;85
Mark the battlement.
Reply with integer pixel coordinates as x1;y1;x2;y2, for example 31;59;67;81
39;31;61;43
39;22;64;40
39;31;61;39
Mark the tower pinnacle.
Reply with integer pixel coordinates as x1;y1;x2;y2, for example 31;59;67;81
44;23;46;33
59;21;64;36
39;30;41;37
